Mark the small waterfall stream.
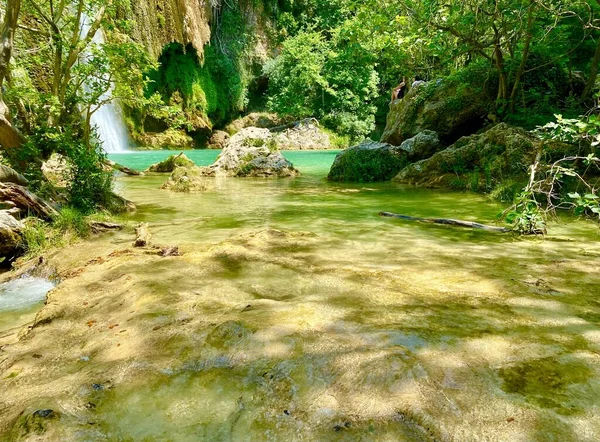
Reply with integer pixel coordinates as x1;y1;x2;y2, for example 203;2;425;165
81;17;130;153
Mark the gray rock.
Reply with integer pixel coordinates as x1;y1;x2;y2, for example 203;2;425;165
381;79;492;146
0;164;28;186
274;119;330;150
397;130;443;161
208;130;230;149
200;127;299;178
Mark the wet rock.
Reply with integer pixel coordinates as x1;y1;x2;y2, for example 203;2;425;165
273;119;330;150
393;123;538;189
0;211;23;263
208;130;229;149
0;164;28;186
161;165;210;192
199;127;299;178
327;140;408;182
145;153;195;173
160;245;180;257
381;78;492;146
134;222;151;247
205;320;253;348
10;408;59;438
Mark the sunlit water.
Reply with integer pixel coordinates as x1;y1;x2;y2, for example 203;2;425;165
2;150;599;441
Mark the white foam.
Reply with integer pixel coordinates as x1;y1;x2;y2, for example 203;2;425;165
0;276;55;311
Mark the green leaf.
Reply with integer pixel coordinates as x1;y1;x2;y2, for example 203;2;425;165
584;194;599;200
568;192;581;199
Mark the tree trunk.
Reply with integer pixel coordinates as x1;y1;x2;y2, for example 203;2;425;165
582;35;600;100
510;1;535;113
0;0;24;151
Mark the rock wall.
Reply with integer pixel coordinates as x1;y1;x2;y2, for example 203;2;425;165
128;0;212;59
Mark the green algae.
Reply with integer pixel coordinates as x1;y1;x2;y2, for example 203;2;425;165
499;357;592;415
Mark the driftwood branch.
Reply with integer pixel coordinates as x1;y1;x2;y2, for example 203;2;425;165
105;159;144;176
379;212;510;232
90;221;123;234
0;183;58;220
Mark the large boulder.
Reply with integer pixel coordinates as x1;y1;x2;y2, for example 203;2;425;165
381;78;493;146
41;153;71;188
327;140;408;182
397;130;443;161
393;123;539;188
224;112;288;135
273;119;330;150
327;131;442;182
0;164;28;186
0;211;24;264
200;127;298;178
208;130;230;149
145;153;195;173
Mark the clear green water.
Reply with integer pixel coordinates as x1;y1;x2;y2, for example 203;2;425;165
108;149;341;176
4;151;600;441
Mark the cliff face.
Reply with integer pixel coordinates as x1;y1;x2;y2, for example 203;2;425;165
129;0;212;59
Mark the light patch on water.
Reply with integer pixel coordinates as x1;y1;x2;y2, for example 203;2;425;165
0;276;54;311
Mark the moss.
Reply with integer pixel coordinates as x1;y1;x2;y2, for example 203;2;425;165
327;145;408;182
243;138;266;148
499;357;591;415
146;153;195;173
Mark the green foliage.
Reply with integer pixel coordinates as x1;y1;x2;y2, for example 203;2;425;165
265;31;379;140
243;138;266;148
21;219;49;256
65;139;113;215
504;193;547;235
54;207;91;238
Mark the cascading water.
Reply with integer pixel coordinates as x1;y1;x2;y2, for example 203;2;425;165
80;16;130;153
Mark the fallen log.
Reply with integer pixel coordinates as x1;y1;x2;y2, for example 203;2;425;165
379;212;511;233
0;183;58;220
90;221;123;234
134;222;151;247
105;159;144;176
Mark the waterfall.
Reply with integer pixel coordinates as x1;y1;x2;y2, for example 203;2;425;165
80;17;130;153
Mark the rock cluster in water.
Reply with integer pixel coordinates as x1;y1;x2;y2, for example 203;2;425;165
199;127;299;178
394;123;538;187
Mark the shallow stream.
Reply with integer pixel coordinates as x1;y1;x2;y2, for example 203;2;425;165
0;150;598;441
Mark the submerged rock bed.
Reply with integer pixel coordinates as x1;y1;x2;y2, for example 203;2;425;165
0;169;598;441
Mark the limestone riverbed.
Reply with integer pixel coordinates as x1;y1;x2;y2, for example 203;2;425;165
0;151;598;441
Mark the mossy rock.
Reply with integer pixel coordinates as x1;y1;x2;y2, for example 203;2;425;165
381;77;493;146
161;165;210;192
394;123;539;189
146;153;195;173
327;140;409;182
